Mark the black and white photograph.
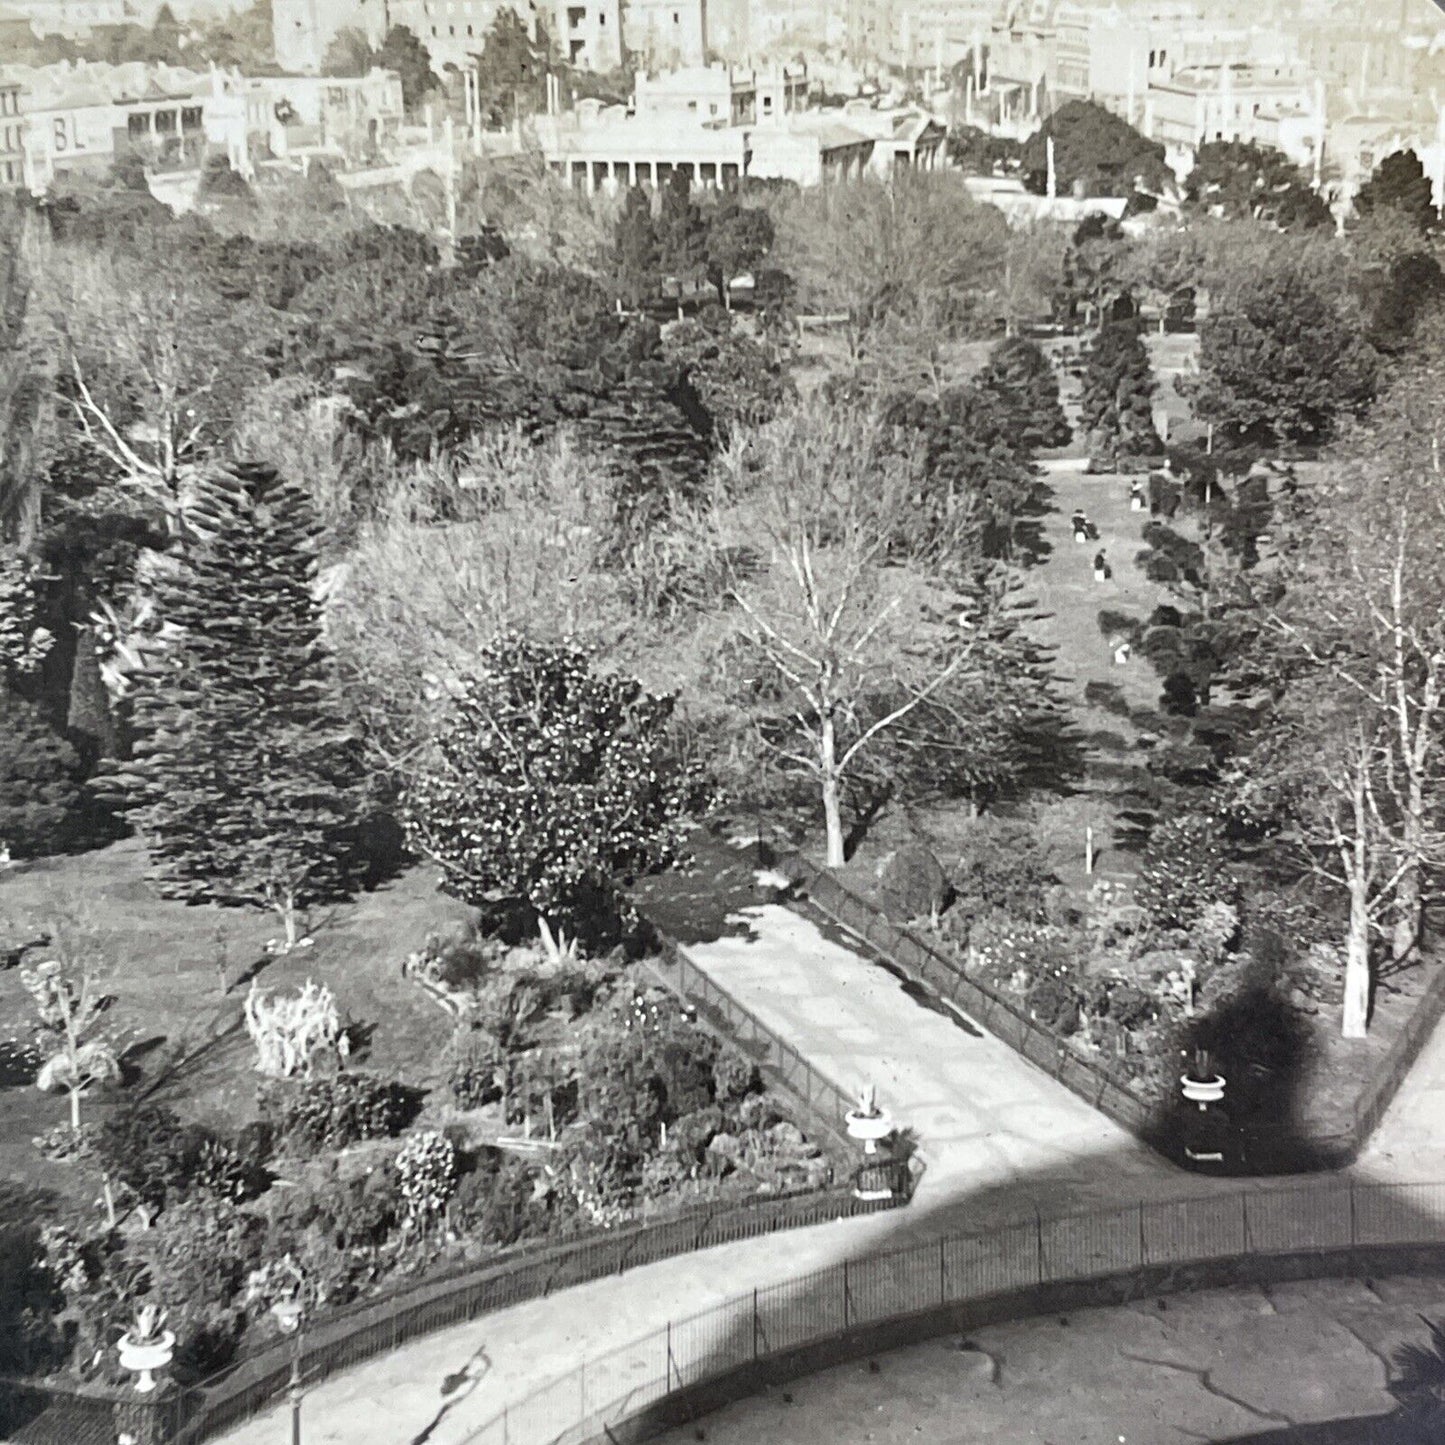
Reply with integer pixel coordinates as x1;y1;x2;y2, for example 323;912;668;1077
1;0;1444;1441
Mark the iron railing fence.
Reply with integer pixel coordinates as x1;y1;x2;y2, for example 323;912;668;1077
458;1178;1445;1445
647;932;859;1160
0;1161;909;1445
784;853;1445;1166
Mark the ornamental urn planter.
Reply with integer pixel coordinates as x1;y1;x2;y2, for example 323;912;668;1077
1180;1073;1226;1106
845;1109;894;1155
117;1330;175;1394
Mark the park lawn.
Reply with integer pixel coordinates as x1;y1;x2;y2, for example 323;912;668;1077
0;839;476;1210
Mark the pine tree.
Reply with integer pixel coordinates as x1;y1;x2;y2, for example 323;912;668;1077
978;336;1071;451
101;461;368;946
1079;322;1161;471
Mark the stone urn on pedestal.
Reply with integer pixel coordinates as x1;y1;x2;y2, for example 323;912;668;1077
846;1084;897;1201
117;1305;175;1395
1180;1049;1230;1168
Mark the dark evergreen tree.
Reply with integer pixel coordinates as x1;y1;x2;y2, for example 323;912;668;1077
473;8;549;125
612;185;660;309
881;383;1042;562
1184;140;1330;230
0;694;85;858
1187;262;1377;445
581;354;712;535
656;169;706;302
399;636;712;950
978;335;1071;450
1366;250;1445;355
1079;322;1161;471
1020;100;1170;199
1355;148;1438;233
101;462;369;946
375;24;440;113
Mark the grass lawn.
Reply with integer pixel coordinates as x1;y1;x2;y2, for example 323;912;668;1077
0;840;477;1210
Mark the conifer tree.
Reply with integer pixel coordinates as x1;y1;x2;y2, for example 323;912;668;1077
1079;322;1161;471
102;461;367;947
613;185;660;310
978;336;1071;451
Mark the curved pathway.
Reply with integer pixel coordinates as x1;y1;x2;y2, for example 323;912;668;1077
216;890;1445;1445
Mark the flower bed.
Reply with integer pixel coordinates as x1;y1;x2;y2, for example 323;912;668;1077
788;837;1445;1174
0;927;842;1394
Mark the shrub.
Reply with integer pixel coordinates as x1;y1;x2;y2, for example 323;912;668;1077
669;1104;725;1161
711;1050;760;1103
258;1073;410;1156
0;697;85;859
448;1152;543;1247
445;1028;504;1109
1026;972;1081;1034
949;819;1056;928
1135;813;1238;933
395;1131;458;1229
267;1164;401;1253
95;1104;188;1210
95;1105;258;1213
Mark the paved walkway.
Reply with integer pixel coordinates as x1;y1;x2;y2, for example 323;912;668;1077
217;881;1445;1445
656;1276;1432;1445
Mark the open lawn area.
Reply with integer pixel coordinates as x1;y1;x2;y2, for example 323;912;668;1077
0;842;477;1210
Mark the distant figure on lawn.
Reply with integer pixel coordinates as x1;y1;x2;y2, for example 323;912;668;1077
1093;551;1111;581
1071;510;1089;543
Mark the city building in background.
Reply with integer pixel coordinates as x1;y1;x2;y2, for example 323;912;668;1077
0;75;25;190
2;0;125;37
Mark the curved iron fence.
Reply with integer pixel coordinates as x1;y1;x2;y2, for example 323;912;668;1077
0;1162;909;1445
459;1177;1445;1445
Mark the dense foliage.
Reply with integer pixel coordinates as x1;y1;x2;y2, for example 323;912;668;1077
100;462;370;922
400;636;713;939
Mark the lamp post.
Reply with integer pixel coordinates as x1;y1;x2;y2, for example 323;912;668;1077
269;1259;309;1445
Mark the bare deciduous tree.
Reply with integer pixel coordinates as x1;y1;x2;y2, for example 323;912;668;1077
708;404;988;867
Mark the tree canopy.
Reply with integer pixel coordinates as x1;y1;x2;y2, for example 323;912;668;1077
1020;101;1171;199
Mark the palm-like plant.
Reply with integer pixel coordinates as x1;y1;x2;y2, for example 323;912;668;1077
1389;1315;1445;1430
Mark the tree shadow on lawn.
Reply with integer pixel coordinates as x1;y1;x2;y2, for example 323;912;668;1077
631;836;781;948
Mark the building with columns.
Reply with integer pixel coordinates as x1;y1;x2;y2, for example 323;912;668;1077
0;76;25;191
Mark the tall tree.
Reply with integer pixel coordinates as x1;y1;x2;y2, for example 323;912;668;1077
474;9;549;127
1020;100;1170;199
1263;338;1445;970
322;26;376;76
0;202;47;549
612;185;660;310
1187;260;1377;446
101;462;369;947
772;171;1008;355
657;170;707;306
1079;322;1159;471
707;403;996;866
399;635;711;953
1185;140;1330;230
375;24;440;113
1354;149;1438;234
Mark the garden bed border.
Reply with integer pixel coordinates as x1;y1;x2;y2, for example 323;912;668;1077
782;852;1445;1167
